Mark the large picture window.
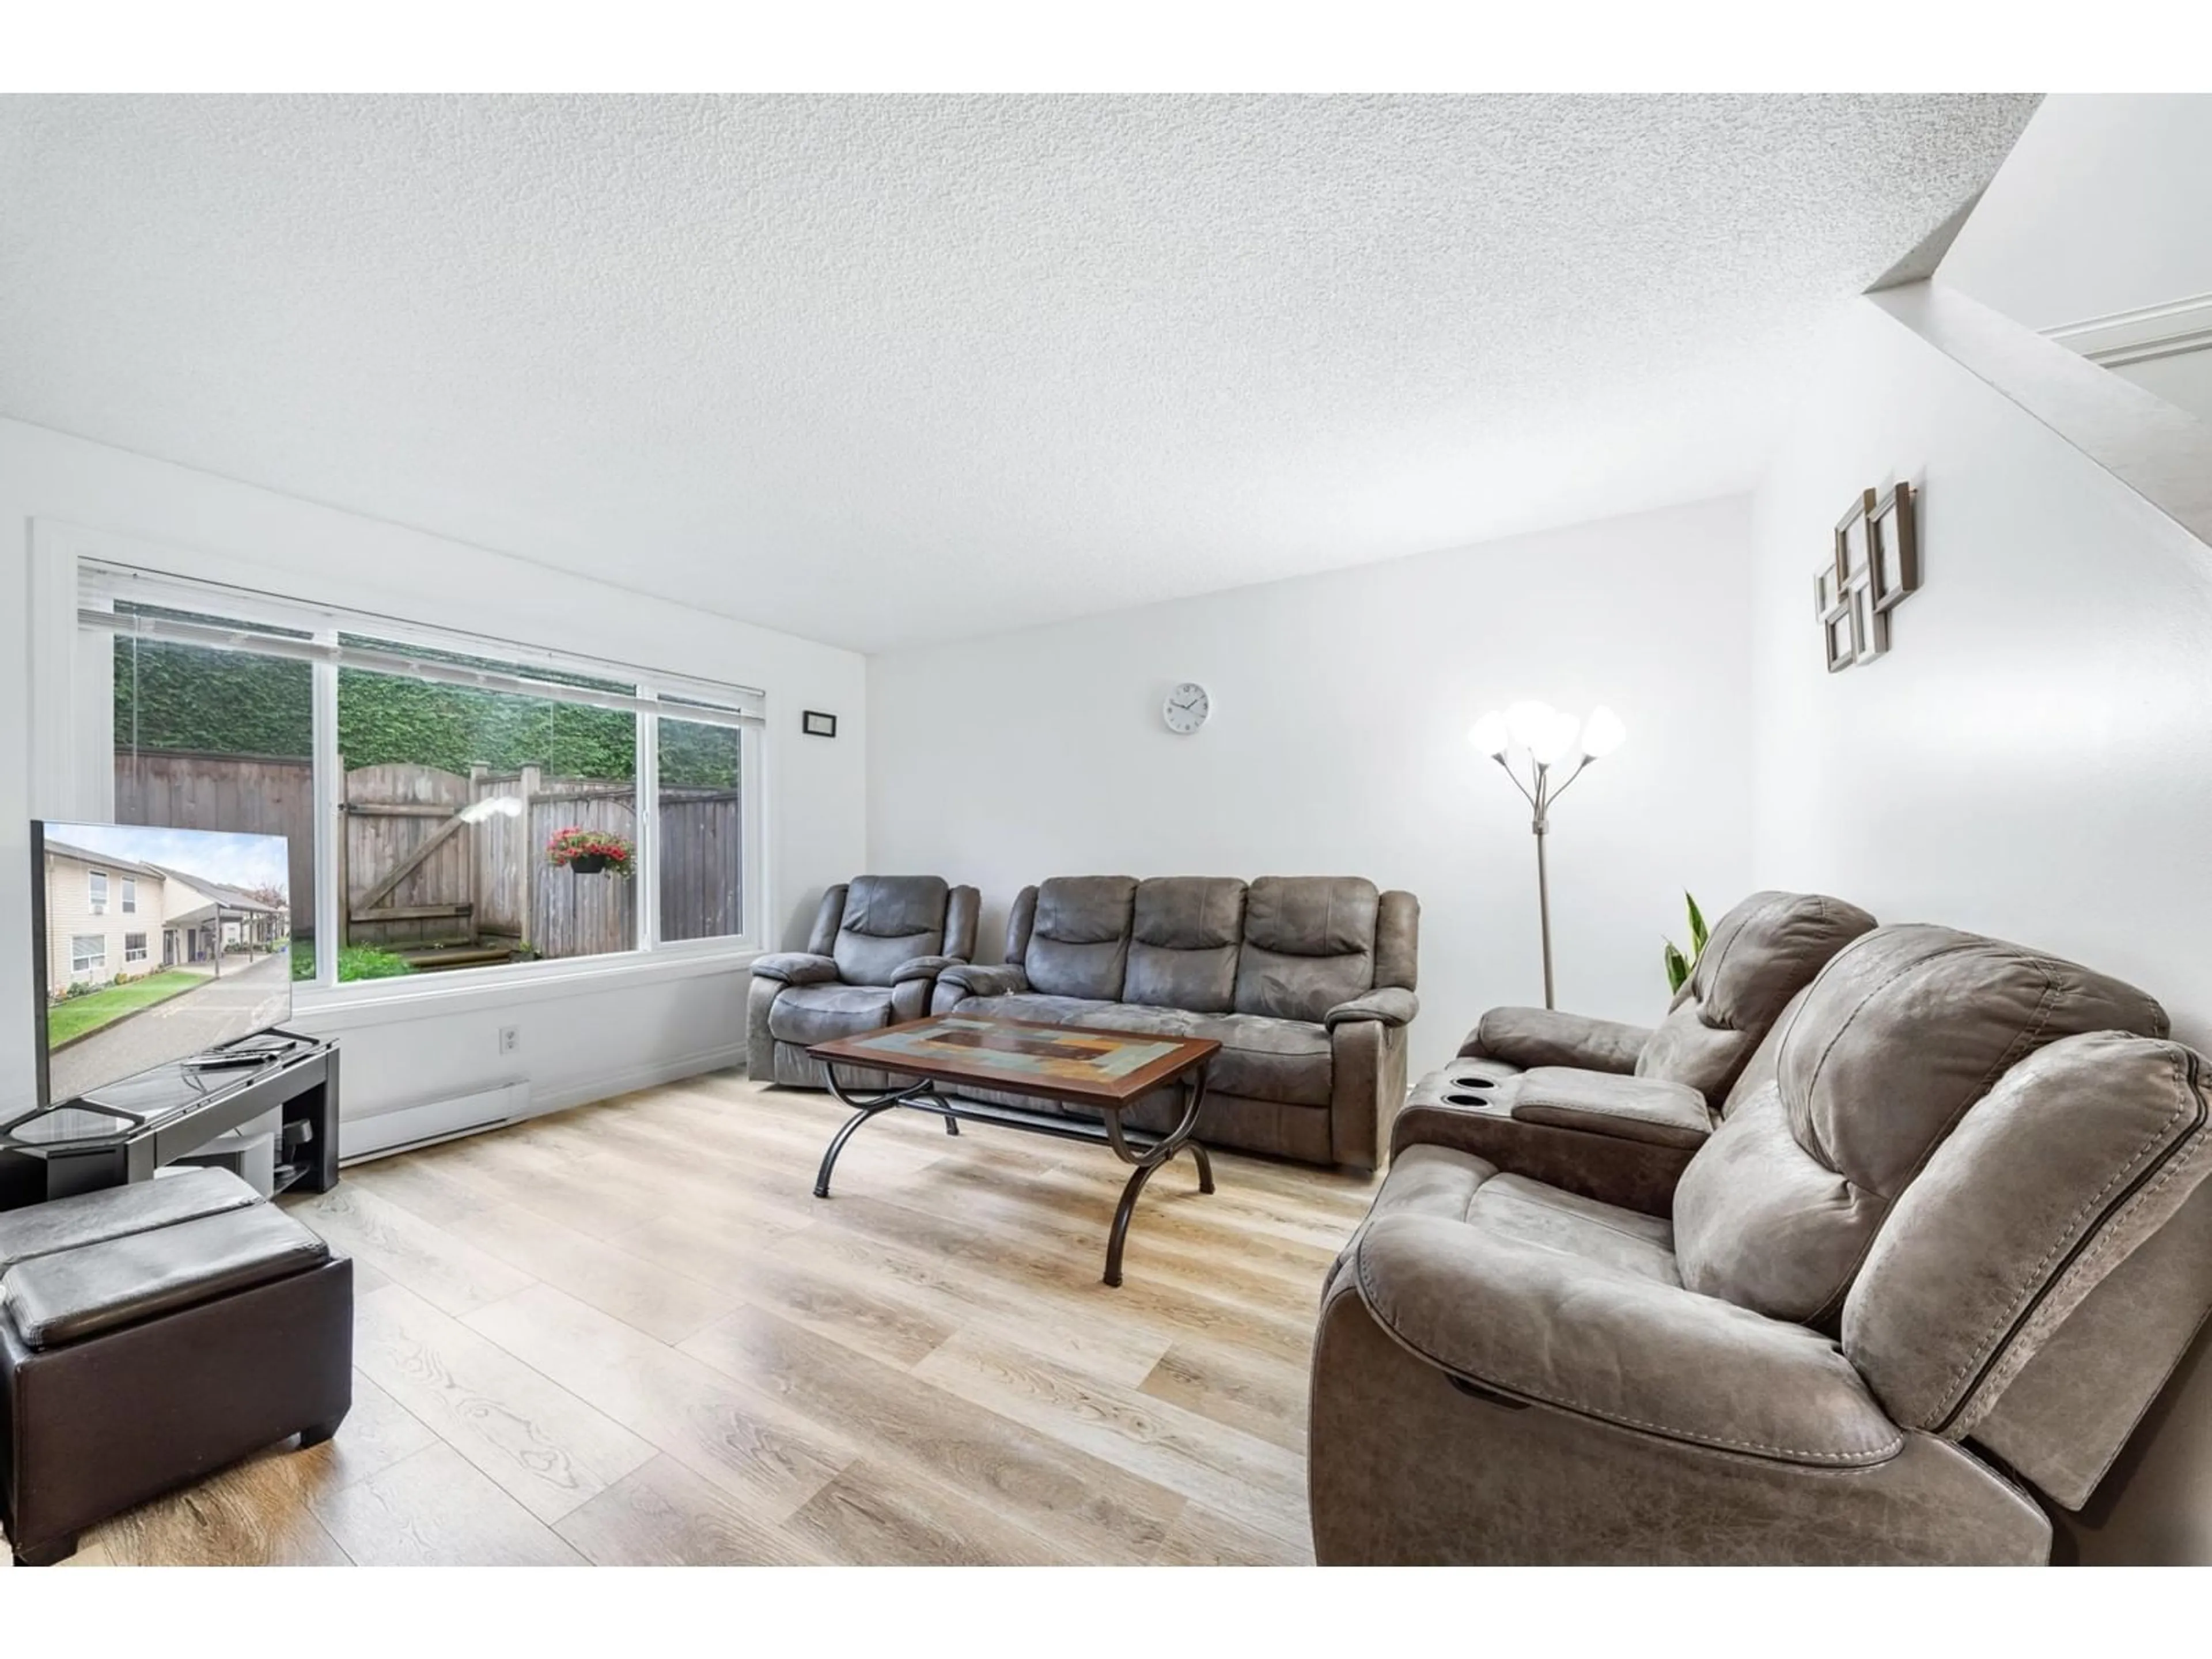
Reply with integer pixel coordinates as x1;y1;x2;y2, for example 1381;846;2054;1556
85;565;762;995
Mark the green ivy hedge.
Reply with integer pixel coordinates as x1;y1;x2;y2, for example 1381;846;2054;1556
115;641;740;788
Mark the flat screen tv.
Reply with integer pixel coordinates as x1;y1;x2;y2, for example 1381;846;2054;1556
31;820;293;1107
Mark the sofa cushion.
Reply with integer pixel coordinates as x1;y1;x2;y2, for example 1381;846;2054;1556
1233;876;1380;1022
831;875;950;986
1363;1146;1680;1282
1635;891;1877;1101
1024;876;1137;1001
1123;877;1245;1013
948;992;1118;1028
1076;1003;1332;1107
1842;1032;2212;1445
1457;1161;1681;1286
1350;1203;1900;1469
767;982;898;1046
1673;925;2169;1327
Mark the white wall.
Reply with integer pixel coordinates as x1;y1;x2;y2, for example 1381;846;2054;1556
0;417;868;1134
1749;299;2212;1048
1749;296;2212;1563
868;497;1756;1081
1938;93;2212;429
1940;94;2212;329
2113;351;2212;427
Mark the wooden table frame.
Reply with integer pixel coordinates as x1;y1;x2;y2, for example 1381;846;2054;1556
807;1016;1221;1287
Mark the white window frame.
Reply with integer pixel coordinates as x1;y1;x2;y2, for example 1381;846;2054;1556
121;876;137;914
124;932;149;963
70;934;106;974
87;869;108;914
76;559;768;1007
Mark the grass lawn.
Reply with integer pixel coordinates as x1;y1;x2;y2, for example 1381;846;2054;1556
47;970;206;1048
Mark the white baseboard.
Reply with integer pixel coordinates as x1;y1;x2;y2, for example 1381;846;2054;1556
340;1080;529;1164
335;1043;748;1165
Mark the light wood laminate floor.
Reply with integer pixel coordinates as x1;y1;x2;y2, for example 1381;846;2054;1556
7;1073;1376;1567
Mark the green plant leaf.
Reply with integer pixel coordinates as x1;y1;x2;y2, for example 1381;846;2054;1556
1664;941;1690;995
1686;892;1709;956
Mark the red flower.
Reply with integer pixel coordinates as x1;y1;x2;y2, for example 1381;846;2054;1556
546;825;635;876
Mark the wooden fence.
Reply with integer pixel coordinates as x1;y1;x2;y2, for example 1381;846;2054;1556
115;750;317;939
116;751;742;967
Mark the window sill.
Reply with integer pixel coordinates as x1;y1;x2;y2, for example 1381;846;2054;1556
292;942;762;1031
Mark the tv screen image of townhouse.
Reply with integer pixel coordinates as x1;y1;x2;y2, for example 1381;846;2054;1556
34;820;293;1104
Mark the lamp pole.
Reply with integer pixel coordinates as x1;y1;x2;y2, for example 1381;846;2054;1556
1494;753;1586;1011
1469;702;1625;1013
1533;773;1554;1010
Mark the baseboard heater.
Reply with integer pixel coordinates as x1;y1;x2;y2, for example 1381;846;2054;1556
339;1080;530;1166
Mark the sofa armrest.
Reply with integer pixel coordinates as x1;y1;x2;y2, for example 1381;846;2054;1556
1511;1068;1713;1149
1460;1006;1652;1074
935;963;1029;1000
1391;1067;1712;1214
1325;986;1419;1031
1352;1213;1903;1468
751;952;840;986
889;954;961;987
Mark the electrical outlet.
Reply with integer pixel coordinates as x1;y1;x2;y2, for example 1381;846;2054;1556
498;1026;520;1056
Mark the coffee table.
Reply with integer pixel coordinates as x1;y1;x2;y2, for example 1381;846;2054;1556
807;1014;1220;1287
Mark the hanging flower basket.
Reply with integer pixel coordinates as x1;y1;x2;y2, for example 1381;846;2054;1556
547;827;635;878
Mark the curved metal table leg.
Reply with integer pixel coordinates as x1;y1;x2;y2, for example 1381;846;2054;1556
1104;1159;1165;1287
1099;1067;1213;1286
815;1063;942;1199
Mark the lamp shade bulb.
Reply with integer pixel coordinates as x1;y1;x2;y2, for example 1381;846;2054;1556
1581;705;1627;758
1467;711;1510;757
1503;699;1555;749
1529;710;1581;767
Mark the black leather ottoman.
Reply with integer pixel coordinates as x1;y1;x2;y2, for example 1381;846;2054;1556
0;1169;352;1566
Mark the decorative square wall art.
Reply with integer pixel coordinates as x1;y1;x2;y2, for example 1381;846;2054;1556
1869;481;1920;613
1819;480;1919;673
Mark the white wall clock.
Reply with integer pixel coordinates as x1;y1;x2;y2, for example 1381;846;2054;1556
1162;681;1211;734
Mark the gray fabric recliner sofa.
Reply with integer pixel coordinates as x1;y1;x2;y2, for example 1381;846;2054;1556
930;875;1418;1171
1398;890;1878;1215
1310;922;2212;1564
748;875;980;1089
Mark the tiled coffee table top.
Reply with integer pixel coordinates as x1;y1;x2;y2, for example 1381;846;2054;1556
809;1015;1218;1104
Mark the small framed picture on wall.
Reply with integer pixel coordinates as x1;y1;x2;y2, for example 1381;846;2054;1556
802;710;838;738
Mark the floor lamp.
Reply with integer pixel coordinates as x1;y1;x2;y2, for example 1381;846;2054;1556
1467;700;1627;1010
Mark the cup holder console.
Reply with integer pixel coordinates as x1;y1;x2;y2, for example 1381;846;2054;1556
1452;1075;1495;1090
1445;1092;1490;1106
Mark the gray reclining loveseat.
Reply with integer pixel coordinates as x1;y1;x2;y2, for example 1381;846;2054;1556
1310;922;2210;1563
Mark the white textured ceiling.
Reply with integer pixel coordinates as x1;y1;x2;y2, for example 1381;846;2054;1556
0;95;2037;652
